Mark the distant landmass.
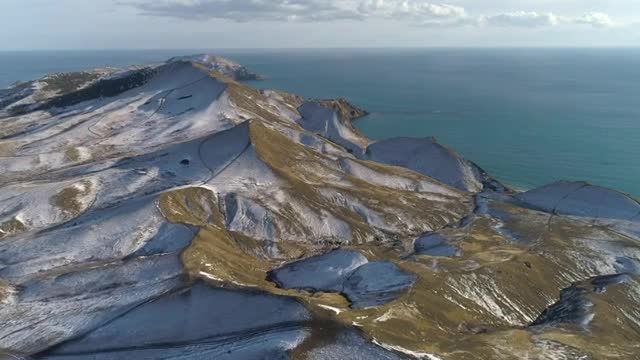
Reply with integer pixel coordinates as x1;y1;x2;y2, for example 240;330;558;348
0;54;639;359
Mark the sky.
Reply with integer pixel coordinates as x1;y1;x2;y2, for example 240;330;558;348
1;0;639;50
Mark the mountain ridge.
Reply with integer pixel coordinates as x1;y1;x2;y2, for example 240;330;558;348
0;54;639;359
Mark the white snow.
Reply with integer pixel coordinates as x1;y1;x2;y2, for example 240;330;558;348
516;181;640;221
364;137;484;192
0;196;192;282
372;340;443;360
318;304;344;315
297;101;368;154
0;178;97;233
339;157;461;197
447;273;535;325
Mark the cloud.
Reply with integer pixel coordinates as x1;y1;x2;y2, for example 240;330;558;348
482;11;559;28
574;12;616;28
480;11;620;29
123;0;619;29
124;0;469;23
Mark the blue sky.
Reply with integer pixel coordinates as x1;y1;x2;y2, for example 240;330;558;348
1;0;638;50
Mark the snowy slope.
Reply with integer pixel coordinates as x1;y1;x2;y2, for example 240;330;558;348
0;55;639;360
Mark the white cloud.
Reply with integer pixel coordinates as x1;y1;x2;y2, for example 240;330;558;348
358;1;467;20
124;0;469;23
482;11;558;28
480;11;620;29
574;12;616;28
123;0;620;29
123;0;477;25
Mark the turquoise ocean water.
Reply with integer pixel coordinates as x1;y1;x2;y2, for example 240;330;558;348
1;49;639;197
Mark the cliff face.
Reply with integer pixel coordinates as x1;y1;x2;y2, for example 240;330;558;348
0;56;638;360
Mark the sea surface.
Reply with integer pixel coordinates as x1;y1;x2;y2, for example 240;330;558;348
1;48;639;197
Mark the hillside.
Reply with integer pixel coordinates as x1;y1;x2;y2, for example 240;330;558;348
0;55;639;360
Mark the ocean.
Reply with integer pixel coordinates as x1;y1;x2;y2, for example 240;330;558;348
1;48;639;197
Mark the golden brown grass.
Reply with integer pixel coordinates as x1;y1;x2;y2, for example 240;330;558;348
63;146;82;163
50;180;92;219
0;218;26;239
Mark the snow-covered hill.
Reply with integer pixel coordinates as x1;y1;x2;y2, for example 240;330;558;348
0;55;639;360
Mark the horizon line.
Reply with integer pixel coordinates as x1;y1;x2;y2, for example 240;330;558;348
2;45;640;52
